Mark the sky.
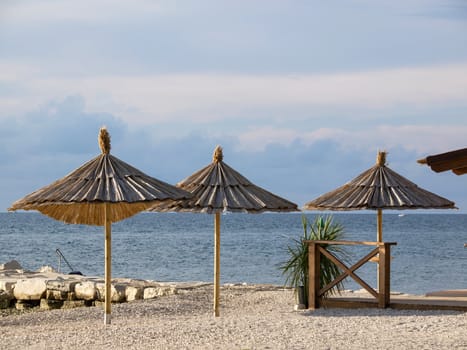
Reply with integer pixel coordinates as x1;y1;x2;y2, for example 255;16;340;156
1;0;467;213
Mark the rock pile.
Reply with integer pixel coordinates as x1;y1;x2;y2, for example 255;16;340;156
0;260;179;311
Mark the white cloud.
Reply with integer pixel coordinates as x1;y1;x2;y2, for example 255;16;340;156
1;62;467;123
0;61;41;80
1;0;167;24
236;125;467;155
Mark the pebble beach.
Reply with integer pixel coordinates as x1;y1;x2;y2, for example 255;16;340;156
1;284;467;350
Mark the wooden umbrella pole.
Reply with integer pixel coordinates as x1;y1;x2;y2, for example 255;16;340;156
376;208;383;289
377;209;383;242
104;203;112;325
214;212;221;317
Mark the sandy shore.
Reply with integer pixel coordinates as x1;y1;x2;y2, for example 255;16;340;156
1;284;466;350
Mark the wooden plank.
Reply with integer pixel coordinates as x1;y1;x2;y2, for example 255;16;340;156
378;244;390;308
383;243;391;307
308;242;320;309
319;247;379;299
390;302;467;312
318;297;467;312
431;157;467;173
453;167;467;175
320;298;378;309
305;240;397;246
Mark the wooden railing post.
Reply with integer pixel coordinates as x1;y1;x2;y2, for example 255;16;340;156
308;241;320;309
378;243;391;308
304;240;396;310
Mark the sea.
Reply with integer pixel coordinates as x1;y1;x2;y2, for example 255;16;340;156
1;212;466;295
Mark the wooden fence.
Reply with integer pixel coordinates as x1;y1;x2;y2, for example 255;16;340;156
305;240;397;309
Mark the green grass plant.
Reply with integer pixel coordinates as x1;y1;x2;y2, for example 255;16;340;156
280;215;348;307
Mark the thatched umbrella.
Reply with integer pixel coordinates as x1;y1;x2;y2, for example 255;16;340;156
149;145;299;316
8;127;191;325
304;151;456;242
418;148;467;175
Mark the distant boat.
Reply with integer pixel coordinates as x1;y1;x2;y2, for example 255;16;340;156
398;214;405;217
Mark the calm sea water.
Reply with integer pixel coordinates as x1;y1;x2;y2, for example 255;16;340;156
1;212;466;295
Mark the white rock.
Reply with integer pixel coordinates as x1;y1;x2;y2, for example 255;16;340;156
143;286;177;300
75;281;97;301
37;265;57;273
62;300;86;309
143;287;159;299
96;283;126;302
46;280;78;293
14;279;47;300
125;286;143;301
40;298;63;310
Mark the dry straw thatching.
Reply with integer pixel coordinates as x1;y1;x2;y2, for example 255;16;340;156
8;127;191;325
304;150;455;243
304;151;456;211
150;145;298;317
9;127;191;225
151;145;298;214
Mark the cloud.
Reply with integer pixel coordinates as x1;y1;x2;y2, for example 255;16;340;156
0;95;125;158
236;125;467;155
1;0;167;24
1;63;466;124
1;96;465;213
2;1;466;213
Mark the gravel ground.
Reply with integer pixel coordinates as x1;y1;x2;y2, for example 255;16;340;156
1;284;467;350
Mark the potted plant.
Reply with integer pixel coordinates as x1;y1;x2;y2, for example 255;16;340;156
280;215;347;308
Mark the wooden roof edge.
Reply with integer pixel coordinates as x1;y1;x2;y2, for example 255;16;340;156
453;167;467;175
418;148;467;173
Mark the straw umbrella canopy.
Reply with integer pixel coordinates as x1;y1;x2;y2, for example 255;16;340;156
418;148;467;175
8;127;191;325
149;145;299;316
304;151;456;243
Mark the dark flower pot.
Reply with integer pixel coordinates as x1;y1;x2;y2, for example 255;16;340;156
295;285;307;309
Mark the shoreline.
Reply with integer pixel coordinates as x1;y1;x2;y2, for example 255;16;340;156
1;284;467;349
2;265;466;310
2;213;467;296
